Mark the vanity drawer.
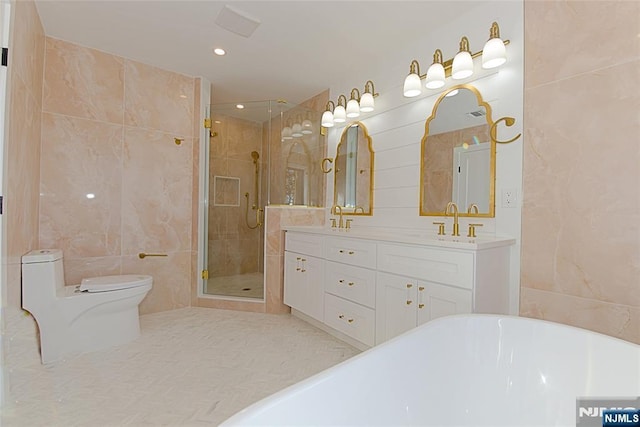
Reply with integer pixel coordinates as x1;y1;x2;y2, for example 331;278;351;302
324;293;375;347
325;261;376;309
325;237;376;269
285;232;324;258
377;243;474;289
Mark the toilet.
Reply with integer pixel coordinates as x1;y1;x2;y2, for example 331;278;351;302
21;249;152;364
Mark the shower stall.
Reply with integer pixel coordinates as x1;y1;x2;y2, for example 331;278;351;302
201;100;324;300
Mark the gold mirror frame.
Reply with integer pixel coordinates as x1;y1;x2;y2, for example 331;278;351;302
419;84;496;218
333;122;374;216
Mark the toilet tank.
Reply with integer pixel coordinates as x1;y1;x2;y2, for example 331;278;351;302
22;249;66;304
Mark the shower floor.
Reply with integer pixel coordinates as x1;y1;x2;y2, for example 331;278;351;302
206;272;264;299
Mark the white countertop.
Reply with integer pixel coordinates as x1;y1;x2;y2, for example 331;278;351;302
283;226;515;250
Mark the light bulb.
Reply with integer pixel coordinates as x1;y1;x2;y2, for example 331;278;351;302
301;118;313;134
359;92;374;112
452;36;474;80
292;123;303;138
346;98;360;118
321;110;334;127
482;38;506;69
425;62;445;89
403;73;422;98
333;105;346;123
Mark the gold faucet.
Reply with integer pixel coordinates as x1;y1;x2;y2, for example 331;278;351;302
445;202;460;236
332;205;344;228
467;203;479;215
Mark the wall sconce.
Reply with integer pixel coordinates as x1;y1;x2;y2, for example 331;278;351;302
482;22;507;69
403;22;509;98
346;89;361;118
360;80;376;112
281;119;293;140
301;113;313;134
321;101;335;128
425;50;445;89
333;95;347;123
291;115;303;138
321;80;379;128
403;60;422;98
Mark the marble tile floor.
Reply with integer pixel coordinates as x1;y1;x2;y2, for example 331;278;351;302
1;307;360;426
205;273;264;300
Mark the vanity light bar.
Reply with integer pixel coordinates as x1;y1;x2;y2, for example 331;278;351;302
322;80;379;128
404;22;510;98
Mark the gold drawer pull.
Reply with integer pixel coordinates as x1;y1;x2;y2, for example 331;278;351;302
419;304;425;309
138;253;167;259
338;314;345;319
418;286;425;291
301;269;306;273
406;284;413;289
347;282;354;286
301;258;306;262
406;300;412;305
296;257;301;260
347;319;354;323
348;251;354;255
339;279;345;283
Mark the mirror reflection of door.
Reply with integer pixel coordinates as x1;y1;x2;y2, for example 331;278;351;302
452;143;490;212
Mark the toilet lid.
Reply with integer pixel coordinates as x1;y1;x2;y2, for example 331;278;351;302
79;275;152;293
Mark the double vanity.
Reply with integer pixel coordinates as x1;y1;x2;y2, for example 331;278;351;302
283;226;514;350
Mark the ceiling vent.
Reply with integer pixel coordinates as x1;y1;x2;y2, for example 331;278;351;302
466;109;486;118
215;5;261;38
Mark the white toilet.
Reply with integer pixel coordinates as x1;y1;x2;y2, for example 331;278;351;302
21;249;152;364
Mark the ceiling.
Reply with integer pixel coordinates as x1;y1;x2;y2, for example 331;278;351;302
34;1;484;106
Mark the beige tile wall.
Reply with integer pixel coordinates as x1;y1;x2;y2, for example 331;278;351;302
4;0;45;308
521;0;640;343
39;37;196;314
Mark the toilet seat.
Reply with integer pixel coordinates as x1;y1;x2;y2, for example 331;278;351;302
79;275;153;293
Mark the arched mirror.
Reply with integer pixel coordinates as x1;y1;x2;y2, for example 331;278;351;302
420;84;495;217
334;122;374;215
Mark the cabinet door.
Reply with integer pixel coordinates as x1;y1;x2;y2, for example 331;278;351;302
375;272;417;344
419;281;472;324
284;251;324;322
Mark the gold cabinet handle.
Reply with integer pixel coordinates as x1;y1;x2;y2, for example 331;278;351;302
419;304;425;309
406;284;413;289
339;279;345;283
347;319;354;323
348;251;354;255
406;300;413;305
338;314;345;319
347;282;354;287
138;253;167;259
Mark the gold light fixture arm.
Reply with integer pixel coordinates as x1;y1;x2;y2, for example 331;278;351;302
350;88;361;101
363;80;379;97
324;100;335;112
409;59;424;78
490;116;522;144
321;157;334;173
336;94;347;107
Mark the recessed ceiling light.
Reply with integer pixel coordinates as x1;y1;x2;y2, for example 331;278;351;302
236;104;244;109
213;48;226;56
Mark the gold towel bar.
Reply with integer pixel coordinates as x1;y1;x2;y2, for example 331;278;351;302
138;253;168;259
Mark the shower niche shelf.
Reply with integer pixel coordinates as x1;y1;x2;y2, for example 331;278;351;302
213;176;240;207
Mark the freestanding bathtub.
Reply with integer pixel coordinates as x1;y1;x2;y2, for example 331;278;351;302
221;314;640;426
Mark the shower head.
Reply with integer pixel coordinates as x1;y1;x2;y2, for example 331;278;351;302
251;151;259;161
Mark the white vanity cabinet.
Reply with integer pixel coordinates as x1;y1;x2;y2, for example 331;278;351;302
322;237;377;347
283;233;325;322
375;242;508;344
283;228;513;350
